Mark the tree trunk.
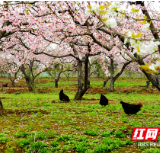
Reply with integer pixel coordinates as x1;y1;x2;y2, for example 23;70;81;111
20;65;34;92
110;79;115;91
114;62;131;81
135;53;160;91
55;71;63;88
133;3;160;90
11;81;15;87
10;78;15;87
103;77;111;87
156;77;159;86
47;69;63;88
110;58;114;91
0;100;4;116
84;54;89;90
55;79;58;88
74;55;90;100
87;59;91;88
25;77;33;92
8;73;15;87
74;60;83;100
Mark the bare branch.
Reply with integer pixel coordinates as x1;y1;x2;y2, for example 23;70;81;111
0;1;38;7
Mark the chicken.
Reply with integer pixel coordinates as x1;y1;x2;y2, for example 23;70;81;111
2;83;8;87
59;90;70;102
120;101;143;114
99;93;108;106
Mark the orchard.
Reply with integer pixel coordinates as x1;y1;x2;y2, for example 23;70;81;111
0;1;160;153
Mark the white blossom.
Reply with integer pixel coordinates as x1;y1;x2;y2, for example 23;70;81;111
104;18;117;28
149;63;156;71
156;60;160;66
142;23;150;31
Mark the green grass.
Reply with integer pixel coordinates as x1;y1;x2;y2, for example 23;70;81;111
0;77;160;153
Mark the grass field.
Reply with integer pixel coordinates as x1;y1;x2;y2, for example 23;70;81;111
0;77;160;153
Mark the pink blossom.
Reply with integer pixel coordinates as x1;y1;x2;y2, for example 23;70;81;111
8;70;12;74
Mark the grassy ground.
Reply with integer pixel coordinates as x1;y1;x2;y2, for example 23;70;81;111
0;77;160;153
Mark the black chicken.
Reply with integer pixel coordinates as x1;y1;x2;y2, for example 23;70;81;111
2;83;8;87
120;101;143;114
59;90;70;102
99;93;108;106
